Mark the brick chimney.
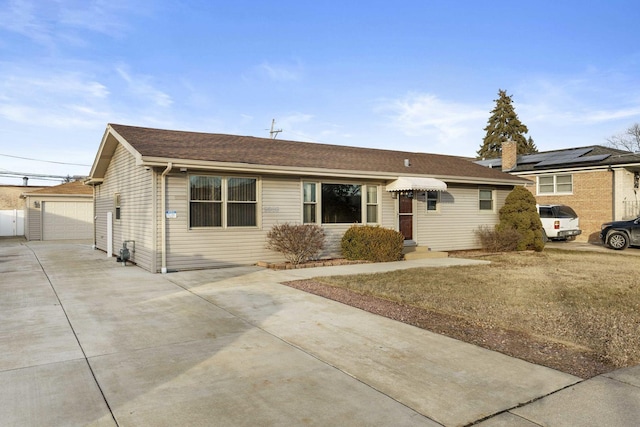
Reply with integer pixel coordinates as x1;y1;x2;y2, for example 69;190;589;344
502;140;517;172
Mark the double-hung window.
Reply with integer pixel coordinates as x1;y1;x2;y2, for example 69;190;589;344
303;182;317;223
227;177;257;226
114;193;121;220
426;191;438;211
190;175;257;227
366;185;378;223
538;174;573;195
479;189;494;211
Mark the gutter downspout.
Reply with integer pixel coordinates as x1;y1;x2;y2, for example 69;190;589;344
161;162;172;273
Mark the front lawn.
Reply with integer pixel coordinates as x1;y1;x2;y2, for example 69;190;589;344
290;249;640;378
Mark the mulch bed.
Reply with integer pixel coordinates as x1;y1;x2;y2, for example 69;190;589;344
258;258;369;270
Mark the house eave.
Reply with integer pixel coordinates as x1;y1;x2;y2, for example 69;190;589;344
89;125;143;181
22;193;93;199
138;156;528;186
509;164;634;175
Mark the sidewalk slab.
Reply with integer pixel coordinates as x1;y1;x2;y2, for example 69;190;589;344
90;329;438;427
511;366;640;426
0;359;115;427
0;246;84;371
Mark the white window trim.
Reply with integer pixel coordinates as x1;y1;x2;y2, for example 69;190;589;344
114;193;121;221
478;188;495;212
302;181;319;224
366;185;380;224
537;174;573;196
425;190;440;213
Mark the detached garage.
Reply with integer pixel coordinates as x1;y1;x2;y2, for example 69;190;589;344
22;181;94;241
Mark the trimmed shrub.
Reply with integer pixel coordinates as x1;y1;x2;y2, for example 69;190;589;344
341;225;404;262
496;186;545;251
266;223;326;265
475;225;521;252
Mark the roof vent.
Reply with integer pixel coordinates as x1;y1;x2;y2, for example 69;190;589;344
404;159;410;167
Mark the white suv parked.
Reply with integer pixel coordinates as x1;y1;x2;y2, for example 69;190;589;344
537;204;582;241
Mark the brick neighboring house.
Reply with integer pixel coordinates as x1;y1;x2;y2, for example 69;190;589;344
477;141;640;242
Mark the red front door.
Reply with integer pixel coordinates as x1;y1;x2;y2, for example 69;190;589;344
399;194;413;240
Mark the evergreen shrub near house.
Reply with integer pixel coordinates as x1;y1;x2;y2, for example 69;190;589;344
341;225;404;262
266;223;326;265
496;186;545;252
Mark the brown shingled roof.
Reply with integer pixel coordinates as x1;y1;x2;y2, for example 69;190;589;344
109;124;526;183
23;180;93;196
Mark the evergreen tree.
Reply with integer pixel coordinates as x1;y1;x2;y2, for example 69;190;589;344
496;186;544;252
523;136;538;154
477;89;533;158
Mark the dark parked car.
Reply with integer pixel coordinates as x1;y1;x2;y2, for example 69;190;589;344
600;217;640;250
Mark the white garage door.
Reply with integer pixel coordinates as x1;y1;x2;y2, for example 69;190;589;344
42;201;93;240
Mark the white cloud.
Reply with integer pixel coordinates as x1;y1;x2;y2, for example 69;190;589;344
0;69;110;128
380;93;487;148
0;0;53;45
257;61;303;82
0;0;150;46
517;73;640;127
116;65;173;107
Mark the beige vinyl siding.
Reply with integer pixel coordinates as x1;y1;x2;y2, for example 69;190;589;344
94;144;155;271
160;175;392;270
162;174;303;270
25;204;41;240
380;189;396;230
415;184;511;251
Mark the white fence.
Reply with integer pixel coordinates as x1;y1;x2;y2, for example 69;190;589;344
0;209;24;236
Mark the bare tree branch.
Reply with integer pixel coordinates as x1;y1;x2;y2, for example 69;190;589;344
607;123;640;152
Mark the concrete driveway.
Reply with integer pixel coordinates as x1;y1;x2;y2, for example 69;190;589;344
545;239;640;255
2;239;639;426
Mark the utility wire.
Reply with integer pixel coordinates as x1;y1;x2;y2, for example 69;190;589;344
0;153;91;167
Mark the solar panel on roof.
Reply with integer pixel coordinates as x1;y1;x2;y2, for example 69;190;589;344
517;153;552;164
535;154;610;167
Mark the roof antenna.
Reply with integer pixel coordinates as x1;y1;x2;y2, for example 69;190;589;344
269;119;282;139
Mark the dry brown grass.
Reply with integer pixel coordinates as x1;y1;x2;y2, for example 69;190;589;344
314;249;640;368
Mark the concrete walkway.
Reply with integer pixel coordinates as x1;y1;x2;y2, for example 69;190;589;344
1;239;639;426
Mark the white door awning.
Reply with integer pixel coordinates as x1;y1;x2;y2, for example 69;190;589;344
386;177;447;192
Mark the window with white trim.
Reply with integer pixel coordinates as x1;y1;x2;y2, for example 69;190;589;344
114;193;121;220
426;191;439;211
479;189;494;211
303;182;317;223
189;175;257;227
366;185;378;223
538;174;573;195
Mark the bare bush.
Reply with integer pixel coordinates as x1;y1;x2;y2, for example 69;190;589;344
475;225;521;252
266;223;326;265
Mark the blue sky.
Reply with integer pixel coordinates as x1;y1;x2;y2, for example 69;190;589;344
1;0;639;185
